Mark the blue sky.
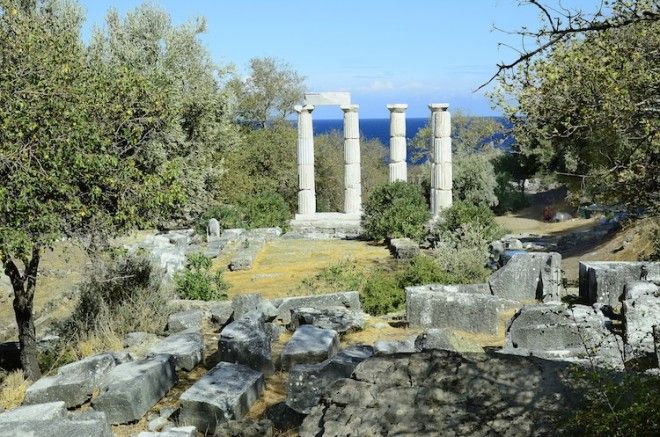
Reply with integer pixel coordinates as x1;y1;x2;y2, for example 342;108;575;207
81;0;601;118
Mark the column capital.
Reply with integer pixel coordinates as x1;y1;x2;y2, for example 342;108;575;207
294;104;315;114
386;104;408;112
340;104;359;113
429;103;449;112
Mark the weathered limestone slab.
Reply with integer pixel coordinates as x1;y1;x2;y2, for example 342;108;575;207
219;312;274;374
148;330;204;371
24;353;117;408
272;291;362;324
489;252;562;302
622;281;660;360
179;362;265;434
287;213;362;240
373;336;418;356
406;285;519;334
304;92;350;107
288;306;364;334
579;261;660;307
388;237;419;260
0;401;66;423
167;309;205;333
286;345;374;413
92;354;176;424
228;238;265;271
232;293;278;321
138;426;197;437
500;303;623;368
0;409;112;437
281;325;340;370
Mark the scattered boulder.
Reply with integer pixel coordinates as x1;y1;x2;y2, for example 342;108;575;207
373;337;418;356
148;329;204;371
272;291;362;324
281;325;340;370
579;261;660;307
232;294;278;321
214;418;273;437
167;310;205;333
500;303;623;368
124;332;159;349
488;252;562;302
0;403;112;437
622;281;660;360
406;285;519;334
208;218;221;239
286;345;374;413
209;301;234;328
179;362;265;435
92;354;177;424
300;350;577;436
388;238;420;260
288;306;364;334
24;353;117;408
137;426;197;437
264;402;306;431
219;312;274;374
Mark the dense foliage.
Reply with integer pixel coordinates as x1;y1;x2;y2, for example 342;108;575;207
175;253;229;301
493;1;659;211
362;182;430;242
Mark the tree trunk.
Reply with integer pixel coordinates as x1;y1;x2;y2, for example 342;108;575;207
4;246;42;380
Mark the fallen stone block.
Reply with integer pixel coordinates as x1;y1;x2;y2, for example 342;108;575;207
579;261;660;307
388;238;420;260
500;303;623;368
167;309;205;333
228;237;266;271
24;353;117;408
92;354;176;424
281;325;340;370
219;312;274;374
415;329;485;354
264;402;306;431
232;293;278;321
138;426;197;437
622;281;660;360
214;418;273;437
148;330;204;371
406;285;520;334
489;252;562;302
272;291;362;324
288;306;364;334
286;345;374;413
179;362;265;434
0;406;112;437
373;337;418;356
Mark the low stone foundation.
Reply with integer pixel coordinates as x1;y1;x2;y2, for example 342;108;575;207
286;213;362;240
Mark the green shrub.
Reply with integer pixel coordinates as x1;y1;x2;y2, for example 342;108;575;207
362;181;430;242
396;255;450;287
240;192;291;229
174;253;230;301
439;201;506;242
360;270;404;316
494;172;529;213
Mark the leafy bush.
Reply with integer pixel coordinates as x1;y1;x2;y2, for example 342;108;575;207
195;204;245;235
439;201;506;242
494;172;529;213
240;192;291;229
360;270;404;316
434;223;493;284
175;253;229;301
453;153;499;207
362;181;430;242
396;255;450;287
563;367;660;435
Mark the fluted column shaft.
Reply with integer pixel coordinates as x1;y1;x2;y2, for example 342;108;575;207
341;104;361;214
387;104;408;182
429;103;453;216
295;104;316;215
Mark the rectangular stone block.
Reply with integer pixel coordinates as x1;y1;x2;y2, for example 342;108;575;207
298;164;315;190
0;410;112;437
281;325;340;370
304;92;351;107
179;362;265;434
406;286;518;334
272;291;362;324
489;253;562;302
148;330;204;371
92;354;176;424
343;139;361;164
578;261;659;307
389;137;407;162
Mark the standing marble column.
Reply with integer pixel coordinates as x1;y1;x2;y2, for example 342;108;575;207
429;103;453;216
295;104;316;215
341;104;361;214
387;104;408;182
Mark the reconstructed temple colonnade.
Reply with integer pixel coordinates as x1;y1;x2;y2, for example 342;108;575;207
291;92;453;234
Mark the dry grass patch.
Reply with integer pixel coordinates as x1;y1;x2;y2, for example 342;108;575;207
0;370;30;410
